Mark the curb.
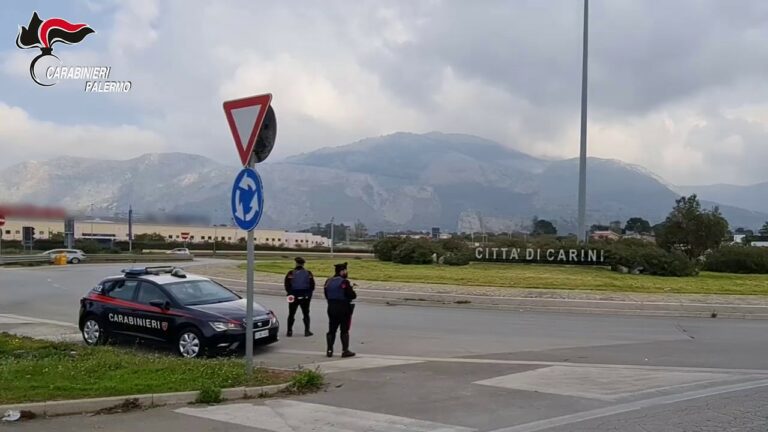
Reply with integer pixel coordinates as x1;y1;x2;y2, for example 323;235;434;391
0;383;290;418
217;282;768;320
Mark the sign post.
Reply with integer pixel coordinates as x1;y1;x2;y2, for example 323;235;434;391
223;93;275;377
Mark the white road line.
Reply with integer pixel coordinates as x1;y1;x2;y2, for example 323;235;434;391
487;378;768;432
176;400;476;432
302;357;424;374
473;366;738;401
0;314;78;328
274;349;768;376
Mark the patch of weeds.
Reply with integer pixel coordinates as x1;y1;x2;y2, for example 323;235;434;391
195;384;222;404
285;368;324;394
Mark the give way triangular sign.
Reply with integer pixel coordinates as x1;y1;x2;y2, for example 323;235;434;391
223;93;273;166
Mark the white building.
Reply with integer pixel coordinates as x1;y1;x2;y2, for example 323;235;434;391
0;217;330;249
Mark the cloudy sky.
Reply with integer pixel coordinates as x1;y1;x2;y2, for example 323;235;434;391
1;0;768;186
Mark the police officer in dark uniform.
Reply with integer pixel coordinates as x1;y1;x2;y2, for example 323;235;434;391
324;262;357;358
284;256;315;337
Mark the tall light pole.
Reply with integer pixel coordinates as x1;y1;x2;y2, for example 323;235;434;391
577;0;589;242
330;217;335;257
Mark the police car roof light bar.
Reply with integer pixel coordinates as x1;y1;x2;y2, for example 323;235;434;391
121;266;186;278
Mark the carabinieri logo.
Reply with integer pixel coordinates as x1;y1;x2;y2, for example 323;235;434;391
16;12;94;86
16;11;131;92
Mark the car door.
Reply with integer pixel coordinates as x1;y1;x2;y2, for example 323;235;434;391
133;282;174;341
102;278;141;335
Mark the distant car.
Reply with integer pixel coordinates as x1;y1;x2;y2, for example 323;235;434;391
166;248;191;255
78;266;279;358
41;249;87;264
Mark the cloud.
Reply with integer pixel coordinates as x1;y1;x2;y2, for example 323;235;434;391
0;103;165;166
2;0;768;186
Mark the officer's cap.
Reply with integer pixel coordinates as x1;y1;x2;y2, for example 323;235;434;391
294;256;306;265
334;262;348;272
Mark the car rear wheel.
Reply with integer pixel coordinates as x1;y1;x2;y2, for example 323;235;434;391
177;328;204;358
82;317;107;345
70;257;81;264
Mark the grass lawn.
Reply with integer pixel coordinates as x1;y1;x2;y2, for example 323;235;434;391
248;259;768;296
0;333;293;404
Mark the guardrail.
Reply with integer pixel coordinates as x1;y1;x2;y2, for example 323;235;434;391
143;250;374;259
86;254;194;263
0;255;50;265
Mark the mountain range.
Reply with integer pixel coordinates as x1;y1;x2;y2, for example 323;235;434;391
1;132;766;233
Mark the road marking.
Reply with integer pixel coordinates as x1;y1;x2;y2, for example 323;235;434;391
487;378;768;432
275;349;768;376
474;365;737;401
0;314;78;328
302;356;423;373
177;400;475;432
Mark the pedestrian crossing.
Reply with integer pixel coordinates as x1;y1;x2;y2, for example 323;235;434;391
176;400;476;432
175;355;768;432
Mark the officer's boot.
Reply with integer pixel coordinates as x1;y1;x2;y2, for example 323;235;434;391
286;316;294;337
340;333;355;358
303;316;313;337
326;333;335;357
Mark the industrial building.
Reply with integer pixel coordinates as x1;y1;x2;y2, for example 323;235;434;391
0;216;329;249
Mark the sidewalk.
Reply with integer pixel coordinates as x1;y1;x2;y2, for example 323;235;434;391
193;263;768;319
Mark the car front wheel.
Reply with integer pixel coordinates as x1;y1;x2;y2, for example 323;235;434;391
82;317;107;345
177;328;205;358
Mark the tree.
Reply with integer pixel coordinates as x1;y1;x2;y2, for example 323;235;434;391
624;217;652;234
532;218;557;236
49;231;65;242
760;222;768;237
134;232;167;242
655;195;730;260
609;220;623;234
734;227;754;236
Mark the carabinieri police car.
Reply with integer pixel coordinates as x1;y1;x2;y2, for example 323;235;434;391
78;266;279;358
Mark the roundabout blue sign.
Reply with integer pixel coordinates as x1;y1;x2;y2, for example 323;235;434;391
230;167;264;231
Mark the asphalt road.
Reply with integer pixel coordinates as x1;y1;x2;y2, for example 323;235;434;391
2;262;768;431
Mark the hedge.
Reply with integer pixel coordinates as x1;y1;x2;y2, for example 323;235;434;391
703;246;768;274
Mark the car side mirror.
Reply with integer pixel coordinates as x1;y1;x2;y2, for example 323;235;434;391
149;299;170;310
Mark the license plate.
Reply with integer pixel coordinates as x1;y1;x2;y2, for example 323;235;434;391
254;330;269;339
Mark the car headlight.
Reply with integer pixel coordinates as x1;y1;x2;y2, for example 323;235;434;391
268;311;278;325
209;321;242;332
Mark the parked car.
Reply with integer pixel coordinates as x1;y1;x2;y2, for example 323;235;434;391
79;266;279;358
41;249;87;264
166;248;191;255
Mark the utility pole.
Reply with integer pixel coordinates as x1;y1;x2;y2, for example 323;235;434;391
577;0;589;243
128;205;133;253
330;217;335;257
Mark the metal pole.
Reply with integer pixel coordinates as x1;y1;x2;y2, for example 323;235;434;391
128;206;133;253
330;217;335;257
245;157;256;378
577;0;589;243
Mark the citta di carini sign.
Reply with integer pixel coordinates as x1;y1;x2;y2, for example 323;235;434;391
475;247;605;264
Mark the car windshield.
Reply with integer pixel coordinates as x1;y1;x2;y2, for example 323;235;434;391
163;279;239;306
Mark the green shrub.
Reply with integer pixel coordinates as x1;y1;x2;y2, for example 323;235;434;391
372;237;407;262
287;368;324;394
436;238;470;254
195;384;222;404
442;252;471;266
704;246;768;274
607;241;696;277
392;239;436;265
